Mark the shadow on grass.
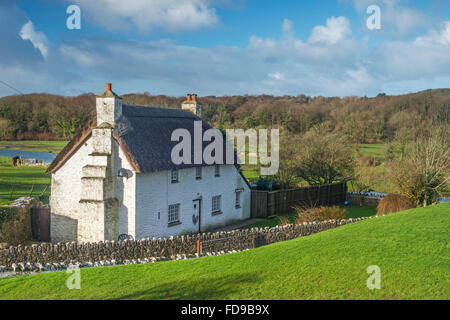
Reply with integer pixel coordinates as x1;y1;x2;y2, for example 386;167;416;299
114;272;262;300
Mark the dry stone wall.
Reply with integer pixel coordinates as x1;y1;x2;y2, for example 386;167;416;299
0;217;370;271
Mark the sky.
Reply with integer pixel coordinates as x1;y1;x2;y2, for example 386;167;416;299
1;0;450;97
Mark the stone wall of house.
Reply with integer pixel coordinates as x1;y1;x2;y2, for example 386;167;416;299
0;197;42;245
0;216;369;269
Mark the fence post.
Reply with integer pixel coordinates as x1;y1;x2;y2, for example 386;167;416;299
9;185;15;201
197;239;201;255
28;184;35;197
40;184;50;197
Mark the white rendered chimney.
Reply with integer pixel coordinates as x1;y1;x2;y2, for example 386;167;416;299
96;83;122;126
181;93;202;117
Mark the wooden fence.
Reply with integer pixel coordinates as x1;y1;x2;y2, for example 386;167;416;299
0;183;50;205
251;182;347;218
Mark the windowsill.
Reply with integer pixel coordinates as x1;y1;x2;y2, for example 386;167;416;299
235;205;241;209
196;177;202;180
214;175;220;178
171;180;179;184
168;221;181;227
212;211;223;216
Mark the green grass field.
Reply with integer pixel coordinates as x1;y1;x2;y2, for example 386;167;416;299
0;140;68;154
245;205;377;229
0;141;67;204
1;203;448;300
0;156;51;205
358;143;386;160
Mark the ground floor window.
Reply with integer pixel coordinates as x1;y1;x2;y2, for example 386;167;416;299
212;195;221;213
235;191;241;208
168;204;180;223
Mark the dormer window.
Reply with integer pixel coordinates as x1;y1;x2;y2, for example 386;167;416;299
171;170;179;183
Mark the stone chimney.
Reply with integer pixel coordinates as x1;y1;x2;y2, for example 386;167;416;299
96;83;122;126
181;93;202;117
77;83;120;243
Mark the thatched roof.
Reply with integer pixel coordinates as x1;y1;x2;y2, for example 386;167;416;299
47;105;236;174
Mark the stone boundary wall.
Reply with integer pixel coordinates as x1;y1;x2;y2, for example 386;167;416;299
0;217;370;271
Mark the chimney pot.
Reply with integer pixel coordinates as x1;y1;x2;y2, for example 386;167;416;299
187;94;191;101
106;83;112;91
192;94;197;101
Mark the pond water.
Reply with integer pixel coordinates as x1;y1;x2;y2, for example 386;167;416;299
440;197;450;203
0;149;56;162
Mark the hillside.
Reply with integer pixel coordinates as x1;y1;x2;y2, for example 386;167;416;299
0;89;449;142
0;203;448;300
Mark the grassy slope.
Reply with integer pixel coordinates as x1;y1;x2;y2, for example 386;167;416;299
245;205;377;229
1;203;448;300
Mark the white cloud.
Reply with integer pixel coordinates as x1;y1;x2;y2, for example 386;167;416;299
308;16;352;44
282;18;294;36
347;0;431;37
2;4;450;99
71;0;219;32
268;72;284;81
415;21;450;45
19;21;49;58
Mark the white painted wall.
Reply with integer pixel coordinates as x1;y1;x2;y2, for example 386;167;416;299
51;138;250;242
113;142;136;237
135;165;251;239
50;139;91;242
51;137;137;242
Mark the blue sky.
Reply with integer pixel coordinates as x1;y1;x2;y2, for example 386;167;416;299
1;0;450;97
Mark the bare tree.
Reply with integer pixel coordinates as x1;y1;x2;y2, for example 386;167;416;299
388;125;450;207
296;124;355;185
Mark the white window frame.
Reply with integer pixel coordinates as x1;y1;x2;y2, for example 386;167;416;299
171;169;179;183
212;195;221;213
195;167;202;180
168;204;180;224
214;165;220;177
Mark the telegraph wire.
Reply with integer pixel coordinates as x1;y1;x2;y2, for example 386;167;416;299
0;80;23;95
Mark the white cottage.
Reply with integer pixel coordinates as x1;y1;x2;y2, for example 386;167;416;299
47;84;251;243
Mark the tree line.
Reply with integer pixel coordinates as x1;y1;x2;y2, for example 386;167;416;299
0;89;448;141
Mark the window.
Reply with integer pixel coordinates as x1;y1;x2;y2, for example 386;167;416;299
171;170;178;183
235;191;241;208
195;167;202;180
214;165;220;177
212;195;221;213
168;204;180;224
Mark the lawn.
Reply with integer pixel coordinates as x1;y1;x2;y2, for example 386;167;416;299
245;205;377;229
358;143;386;160
1;203;447;300
0;140;68;154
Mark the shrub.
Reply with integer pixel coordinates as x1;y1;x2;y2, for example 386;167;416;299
0;206;16;225
376;194;415;216
294;206;347;223
277;216;291;226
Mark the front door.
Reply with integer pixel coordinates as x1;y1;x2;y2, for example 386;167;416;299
192;199;201;233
